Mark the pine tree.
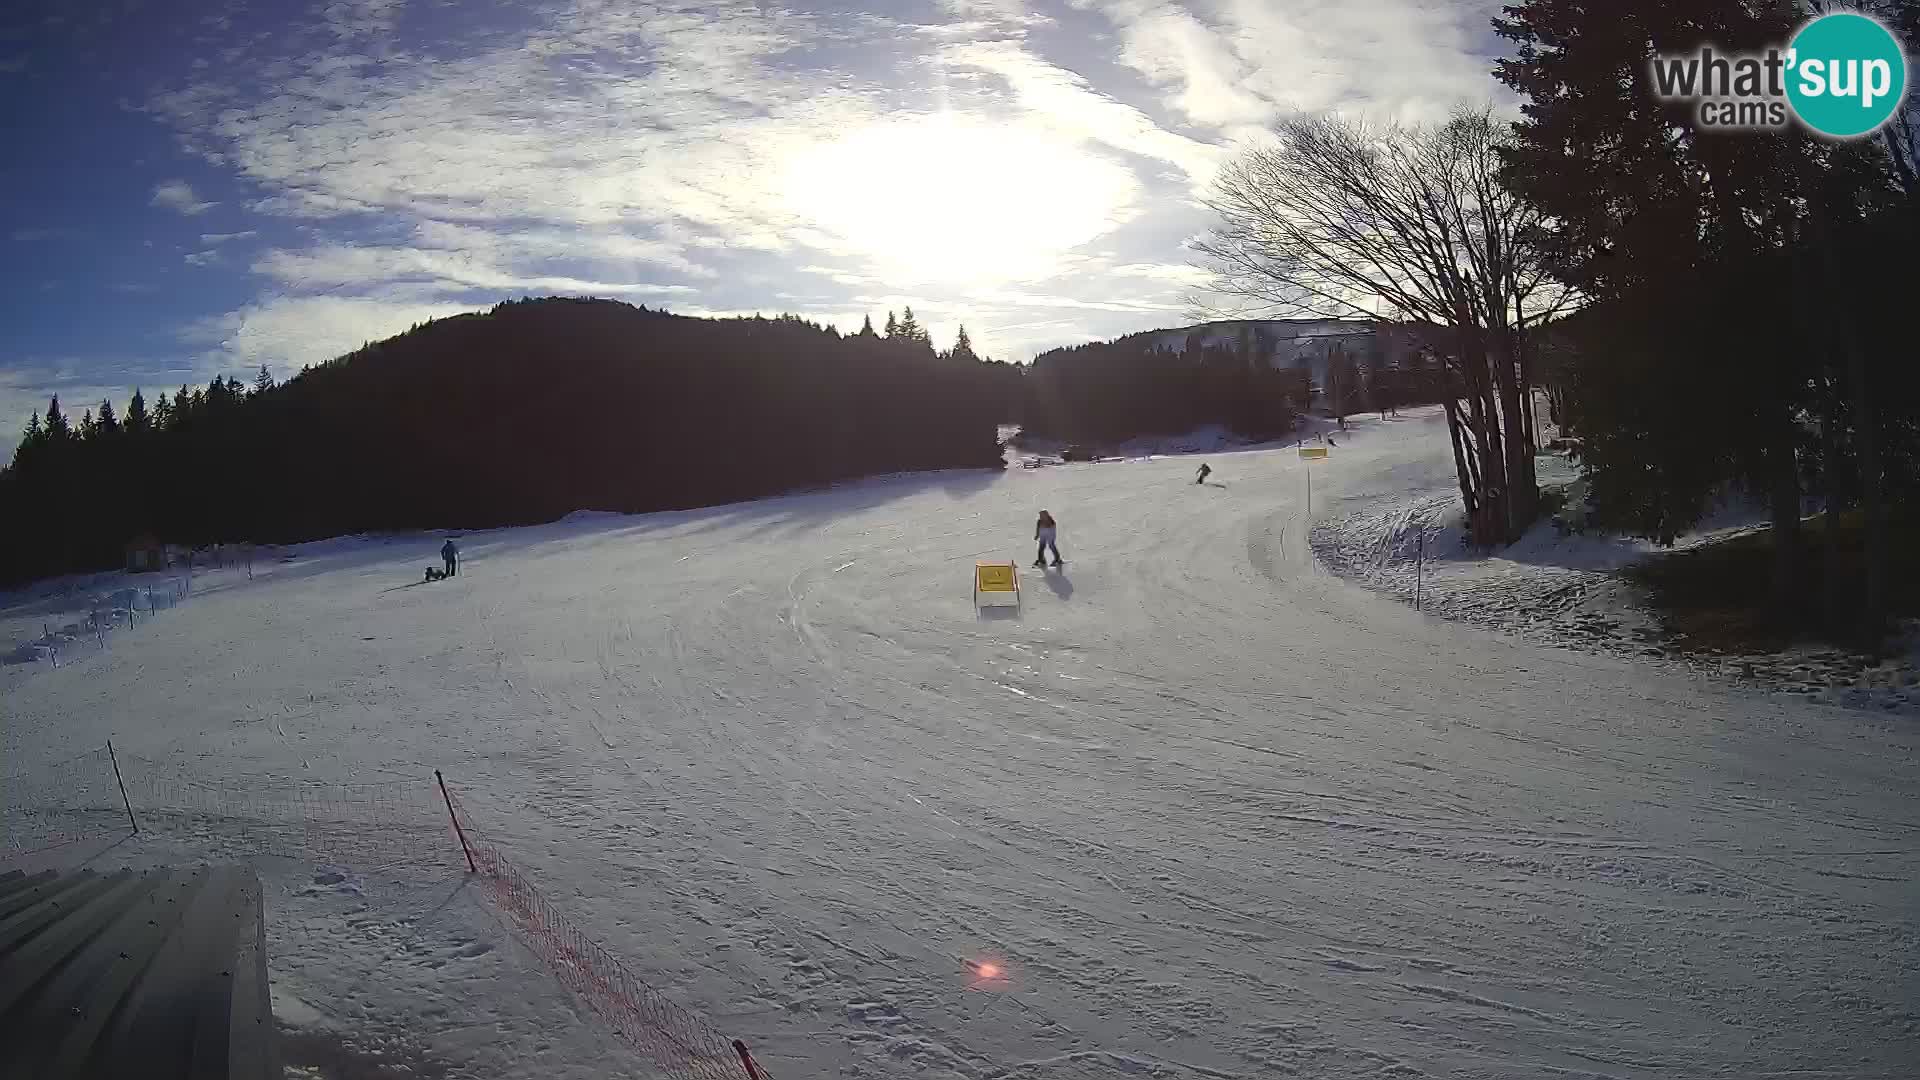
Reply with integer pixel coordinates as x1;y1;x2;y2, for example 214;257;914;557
253;364;276;395
897;306;926;346
79;408;96;440
856;314;877;338
1492;0;1895;618
44;396;70;442
950;324;978;364
14;412;43;467
96;399;120;436
884;311;898;338
153;392;172;430
126;389;150;434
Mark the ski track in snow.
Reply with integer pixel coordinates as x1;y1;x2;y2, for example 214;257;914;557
4;406;1918;1079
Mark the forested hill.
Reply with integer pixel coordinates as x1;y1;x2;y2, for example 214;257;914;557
1;297;1020;586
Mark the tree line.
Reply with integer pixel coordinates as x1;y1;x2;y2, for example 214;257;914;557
1496;0;1920;639
0;298;1018;587
1018;323;1446;446
1191;0;1919;641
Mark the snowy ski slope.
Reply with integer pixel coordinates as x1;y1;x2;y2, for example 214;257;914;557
4;407;1916;1078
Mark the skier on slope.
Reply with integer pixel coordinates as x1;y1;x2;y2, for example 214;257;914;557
441;538;459;578
1195;463;1211;485
1033;510;1063;569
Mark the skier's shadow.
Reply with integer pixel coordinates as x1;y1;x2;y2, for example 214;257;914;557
1042;571;1074;600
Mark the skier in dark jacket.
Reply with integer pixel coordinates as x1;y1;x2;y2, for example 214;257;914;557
441;539;458;578
1033;510;1062;568
1195;463;1211;484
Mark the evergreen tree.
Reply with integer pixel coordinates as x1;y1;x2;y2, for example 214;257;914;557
44;396;70;442
126;390;150;434
1493;0;1904;623
96;399;120;437
0;298;1015;586
856;314;877;338
14;412;43;466
79;408;96;440
950;324;978;364
253;365;276;395
884;311;898;338
897;306;928;347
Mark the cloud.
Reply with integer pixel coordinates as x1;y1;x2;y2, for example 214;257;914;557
199;230;258;244
150;179;217;215
933;39;1223;188
322;0;406;41
119;0;1508;379
1108;261;1212;286
934;0;1053;29
182;295;480;374
184;249;222;266
1072;0;1507;127
250;243;698;299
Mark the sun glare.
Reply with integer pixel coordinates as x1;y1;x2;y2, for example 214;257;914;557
782;113;1137;285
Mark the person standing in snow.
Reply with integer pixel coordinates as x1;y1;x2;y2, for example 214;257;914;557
1034;510;1063;568
1195;463;1211;485
441;538;458;578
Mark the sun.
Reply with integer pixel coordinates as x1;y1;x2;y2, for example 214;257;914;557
781;112;1138;285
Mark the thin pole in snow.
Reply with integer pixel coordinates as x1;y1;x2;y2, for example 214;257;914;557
734;1040;766;1080
436;770;478;873
107;739;139;834
1416;532;1424;613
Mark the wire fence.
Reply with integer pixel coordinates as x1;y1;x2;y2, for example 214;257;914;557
443;783;768;1080
10;576;192;669
116;753;464;874
0;745;132;854
1;746;770;1080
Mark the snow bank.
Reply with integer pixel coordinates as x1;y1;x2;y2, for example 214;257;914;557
1310;455;1920;713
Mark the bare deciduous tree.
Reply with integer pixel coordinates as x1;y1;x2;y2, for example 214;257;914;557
1193;107;1576;544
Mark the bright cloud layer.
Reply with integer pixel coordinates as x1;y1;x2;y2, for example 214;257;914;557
4;0;1512;451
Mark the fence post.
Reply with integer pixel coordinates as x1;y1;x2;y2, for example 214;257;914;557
734;1040;766;1080
1416;531;1424;613
436;770;478;873
107;739;139;834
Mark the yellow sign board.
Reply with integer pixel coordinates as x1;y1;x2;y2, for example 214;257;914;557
975;562;1018;592
1298;446;1328;460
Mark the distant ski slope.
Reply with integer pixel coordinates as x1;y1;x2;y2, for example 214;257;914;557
6;406;1916;1079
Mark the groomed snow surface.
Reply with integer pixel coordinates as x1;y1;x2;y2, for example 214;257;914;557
5;406;1917;1078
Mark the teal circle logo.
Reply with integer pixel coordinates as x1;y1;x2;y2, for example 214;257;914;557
1786;13;1908;138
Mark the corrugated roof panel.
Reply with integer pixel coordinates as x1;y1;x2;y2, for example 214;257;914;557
0;866;279;1079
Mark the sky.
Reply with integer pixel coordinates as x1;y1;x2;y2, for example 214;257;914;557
0;0;1511;453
